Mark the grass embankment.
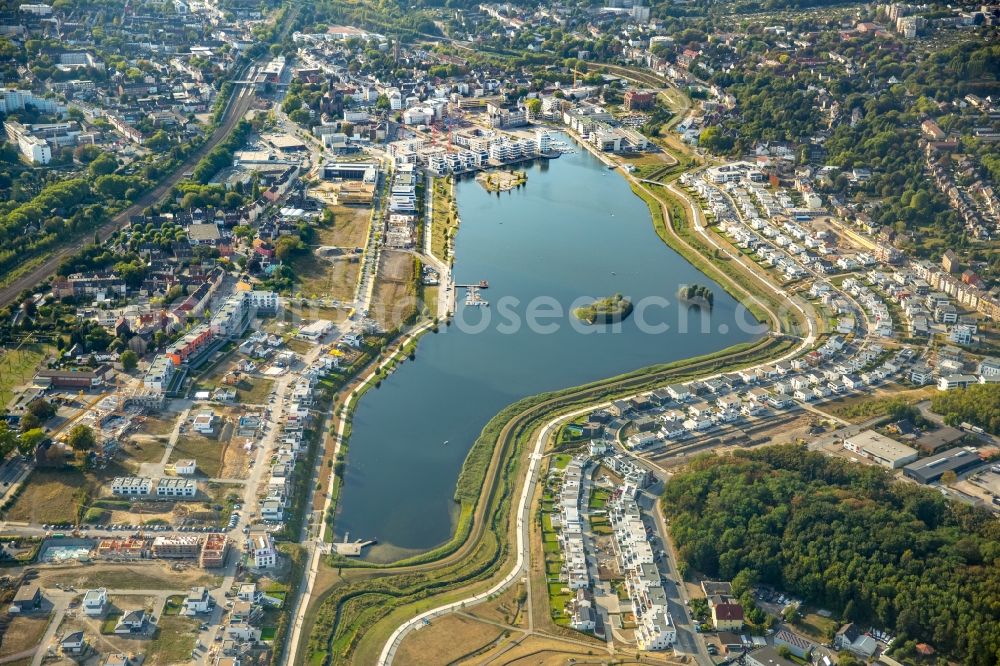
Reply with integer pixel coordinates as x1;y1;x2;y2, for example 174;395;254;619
302;124;805;662
430;176;458;262
631;179;806;337
301;332;798;665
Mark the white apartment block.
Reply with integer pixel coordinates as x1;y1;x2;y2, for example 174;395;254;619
156;478;197;497
111;477;153;496
250;532;277;569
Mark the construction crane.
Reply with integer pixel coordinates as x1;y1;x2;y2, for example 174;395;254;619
430;122;454;153
49;392;109;439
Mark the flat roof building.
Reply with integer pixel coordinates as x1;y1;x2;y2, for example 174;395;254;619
843;430;918;469
903;446;983;484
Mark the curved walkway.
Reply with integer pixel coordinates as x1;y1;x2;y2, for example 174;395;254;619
285;316;437;666
369;152;824;664
378;323;813;664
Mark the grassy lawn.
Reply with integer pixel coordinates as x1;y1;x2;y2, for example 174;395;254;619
169;433;223;478
5;468;88;524
431;177;458;261
122;438;167;467
283;337;315;354
792;611;840;644
0;344;49;409
100;613;122;635
551;454;571;470
147;616;199;665
0;615;50;658
542;513;553;532
547;582;571;625
557;418;588;444
137;415;176;437
193;355;240;387
588;488;610;511
163;595;184;615
238;377;274;405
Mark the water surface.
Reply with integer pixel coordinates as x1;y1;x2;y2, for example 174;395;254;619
335;139;759;560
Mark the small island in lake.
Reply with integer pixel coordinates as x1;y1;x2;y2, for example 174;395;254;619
573;293;634;324
677;284;714;308
477;169;527;193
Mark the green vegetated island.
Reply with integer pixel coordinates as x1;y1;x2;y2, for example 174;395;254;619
662;445;1000;666
476;169;527;193
573;293;633;324
678;283;714;307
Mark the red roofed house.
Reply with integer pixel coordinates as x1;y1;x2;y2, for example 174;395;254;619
712;602;744;631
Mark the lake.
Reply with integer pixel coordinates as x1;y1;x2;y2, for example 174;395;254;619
334;138;760;560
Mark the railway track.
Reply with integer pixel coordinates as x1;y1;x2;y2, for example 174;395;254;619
0;0;304;309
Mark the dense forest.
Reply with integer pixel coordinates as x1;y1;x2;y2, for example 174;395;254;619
662;446;1000;665
931;385;1000;435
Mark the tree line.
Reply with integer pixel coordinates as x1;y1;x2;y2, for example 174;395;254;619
662;445;1000;665
931;384;1000;434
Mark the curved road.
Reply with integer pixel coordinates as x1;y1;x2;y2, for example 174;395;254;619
374;161;822;665
378;322;816;664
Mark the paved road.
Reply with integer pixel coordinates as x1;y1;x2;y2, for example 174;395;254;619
376;387;582;665
373;226;823;663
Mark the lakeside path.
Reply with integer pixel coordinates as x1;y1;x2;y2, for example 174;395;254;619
377;317;814;665
373;152;820;664
284;316;438;666
292;97;836;664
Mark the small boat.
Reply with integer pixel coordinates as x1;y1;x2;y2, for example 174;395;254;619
611;271;617;276
443;440;449;445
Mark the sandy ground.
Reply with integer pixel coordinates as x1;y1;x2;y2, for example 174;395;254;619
394;614;504;665
370;250;418;330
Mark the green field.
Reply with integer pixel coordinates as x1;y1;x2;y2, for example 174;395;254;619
169;433;224;478
163;595;184;616
0;345;49;409
431;177;458;261
147;616;199;665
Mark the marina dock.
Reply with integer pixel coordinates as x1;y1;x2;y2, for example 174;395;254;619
456;280;490;307
464;285;489;307
333;534;376;556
